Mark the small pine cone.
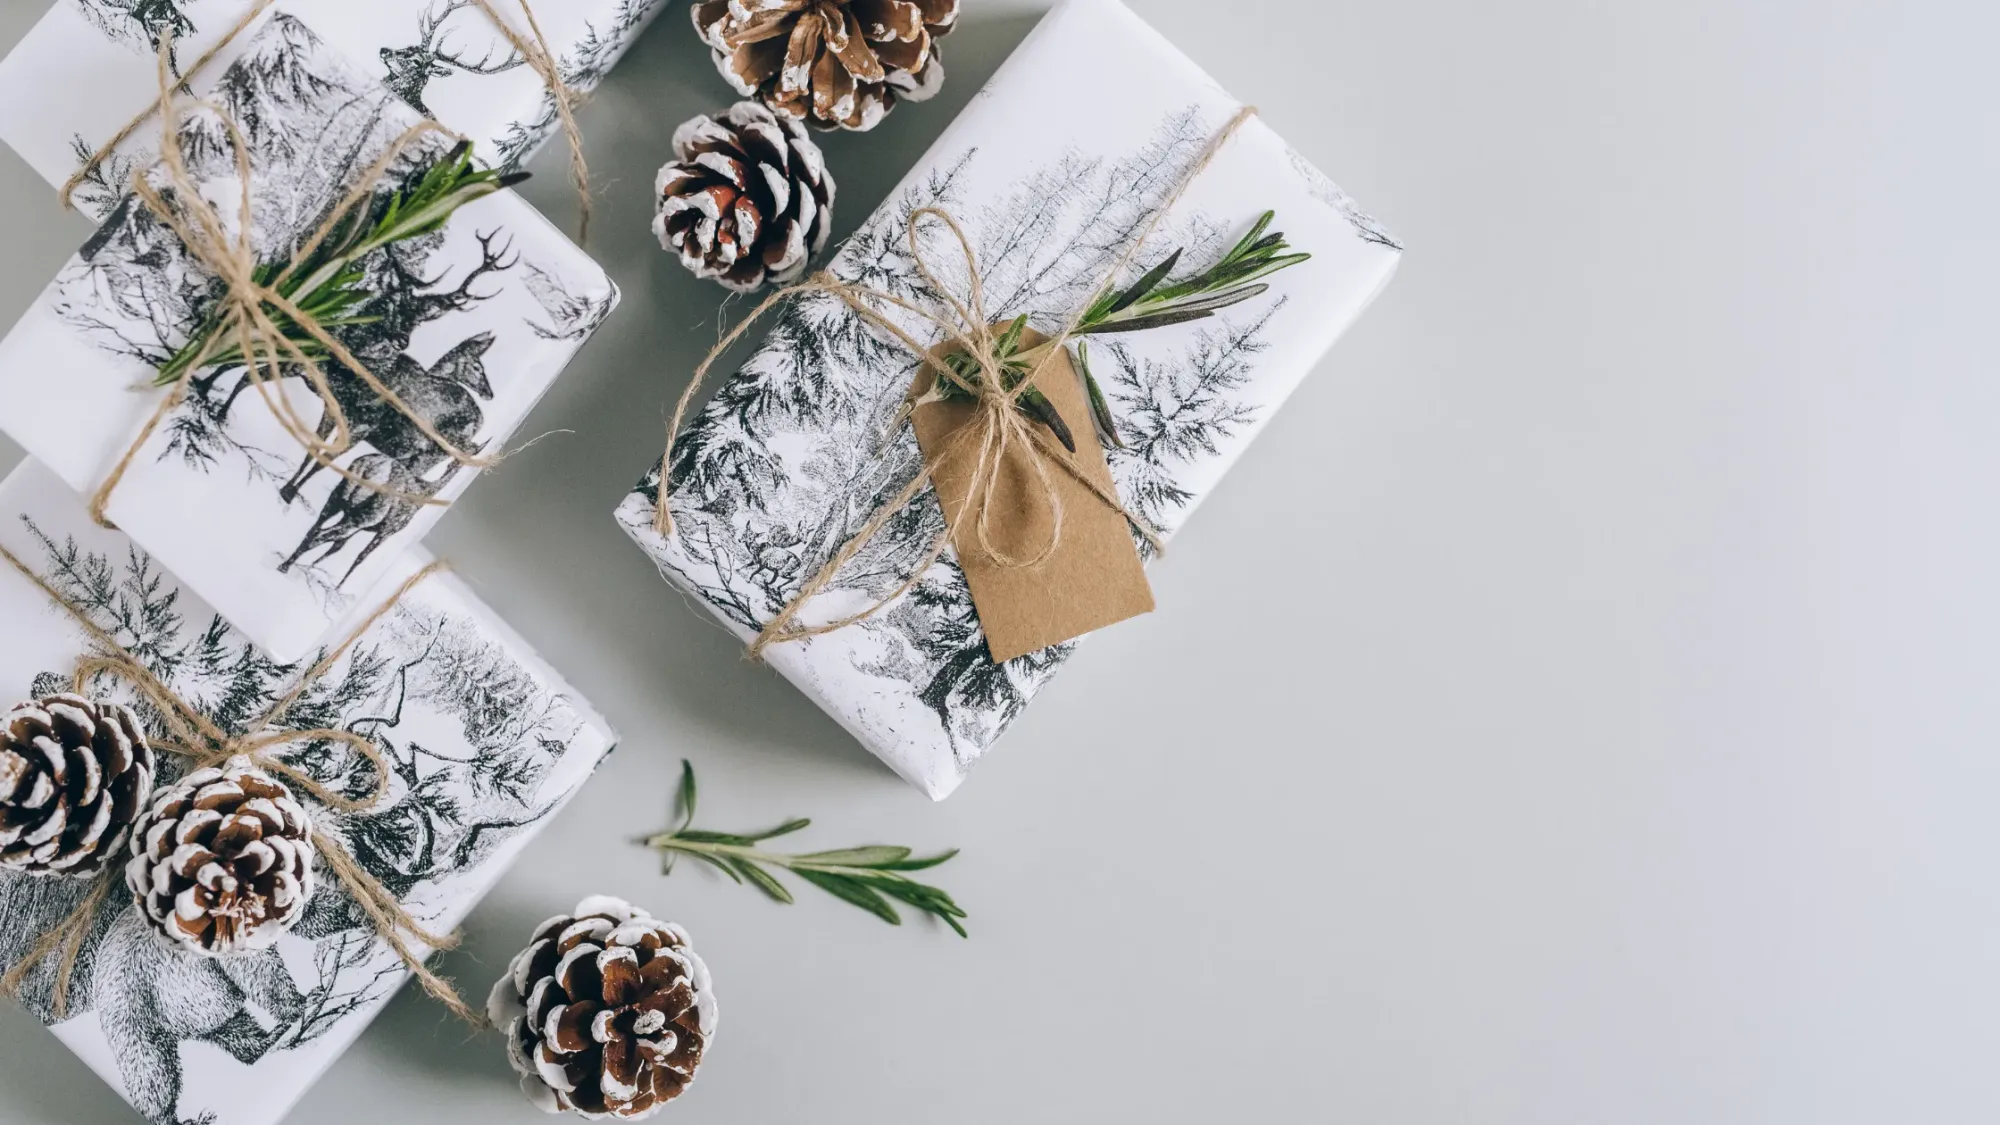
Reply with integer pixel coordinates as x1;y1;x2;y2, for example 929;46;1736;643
692;0;958;131
489;895;718;1119
0;694;155;877
124;756;317;957
655;101;836;292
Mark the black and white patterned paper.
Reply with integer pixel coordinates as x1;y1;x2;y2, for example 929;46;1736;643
0;14;616;662
0;0;669;221
616;0;1402;799
0;456;615;1125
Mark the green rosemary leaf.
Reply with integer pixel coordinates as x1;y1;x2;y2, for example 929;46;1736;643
691;851;742;884
673;829;758;846
796;846;913;867
1016;386;1077;453
993;313;1030;359
1213;253;1312;289
1084;286;1270;335
728;858;795;904
879;848;960;872
1076;342;1125;450
794;870;902;926
1106;248;1183;317
1225;210;1276;263
748;818;813;841
674;759;698;832
1241;233;1288;261
841;873;969;936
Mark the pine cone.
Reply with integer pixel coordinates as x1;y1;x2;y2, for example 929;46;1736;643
655;101;835;292
124;756;317;957
490;895;718;1119
0;694;155;877
692;0;958;131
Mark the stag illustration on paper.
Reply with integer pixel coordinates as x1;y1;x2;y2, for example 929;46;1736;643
51;16;534;596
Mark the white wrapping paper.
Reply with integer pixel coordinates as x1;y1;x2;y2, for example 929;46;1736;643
0;455;616;1125
617;0;1402;799
0;0;669;221
0;14;616;662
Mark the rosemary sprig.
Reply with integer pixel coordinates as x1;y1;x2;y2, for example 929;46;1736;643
934;210;1309;450
645;761;969;938
152;140;528;387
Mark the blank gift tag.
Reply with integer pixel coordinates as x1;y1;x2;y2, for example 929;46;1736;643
911;330;1154;663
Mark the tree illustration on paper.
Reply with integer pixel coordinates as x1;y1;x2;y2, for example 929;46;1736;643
491;0;668;170
0;516;585;1125
51;16;527;598
72;0;196;61
627;106;1286;767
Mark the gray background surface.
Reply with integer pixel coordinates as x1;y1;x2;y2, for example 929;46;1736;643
1;0;1996;1122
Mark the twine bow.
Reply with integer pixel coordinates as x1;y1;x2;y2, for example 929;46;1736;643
652;108;1260;661
59;1;591;526
0;546;482;1027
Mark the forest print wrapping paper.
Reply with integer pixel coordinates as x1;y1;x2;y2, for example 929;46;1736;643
0;0;669;221
0;457;616;1125
618;0;1403;799
0;15;616;663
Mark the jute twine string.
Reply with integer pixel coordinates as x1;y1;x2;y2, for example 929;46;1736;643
82;29;503;527
67;1;594;526
653;107;1260;661
60;0;592;240
468;0;593;243
0;546;482;1026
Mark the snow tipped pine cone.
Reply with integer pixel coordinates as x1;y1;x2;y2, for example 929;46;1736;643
655;100;835;292
125;756;317;957
692;0;957;131
491;895;718;1119
0;694;155;877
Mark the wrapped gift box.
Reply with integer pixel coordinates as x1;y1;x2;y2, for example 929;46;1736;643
0;456;617;1125
616;0;1403;800
0;0;669;220
0;13;617;663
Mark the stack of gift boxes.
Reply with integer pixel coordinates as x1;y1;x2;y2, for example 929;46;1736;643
0;0;1401;1121
0;3;667;1123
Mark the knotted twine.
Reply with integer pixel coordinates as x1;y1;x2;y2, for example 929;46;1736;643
60;1;592;526
0;545;483;1027
653;107;1259;661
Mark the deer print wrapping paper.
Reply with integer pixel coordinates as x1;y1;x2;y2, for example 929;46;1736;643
616;0;1403;800
0;456;618;1125
0;14;618;664
0;0;671;221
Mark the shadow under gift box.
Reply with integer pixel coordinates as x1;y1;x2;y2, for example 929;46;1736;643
0;13;618;664
616;0;1404;801
0;0;671;222
0;455;617;1125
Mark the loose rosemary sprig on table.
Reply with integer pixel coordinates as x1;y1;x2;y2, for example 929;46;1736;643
645;761;969;937
152;140;527;387
933;210;1310;451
